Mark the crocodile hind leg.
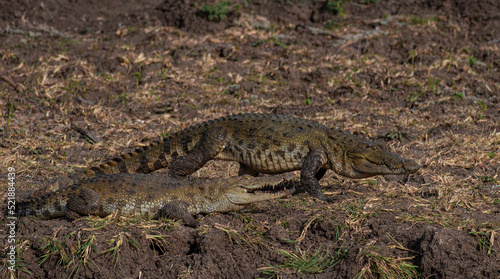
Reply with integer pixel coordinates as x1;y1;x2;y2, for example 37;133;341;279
301;151;331;202
65;189;101;219
158;200;198;227
168;127;228;177
238;163;259;177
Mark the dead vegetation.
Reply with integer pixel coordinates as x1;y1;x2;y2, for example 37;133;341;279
1;0;499;278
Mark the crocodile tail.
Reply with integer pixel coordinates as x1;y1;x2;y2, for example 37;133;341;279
36;138;176;195
106;137;174;174
36;122;205;195
44;117;214;194
17;194;67;218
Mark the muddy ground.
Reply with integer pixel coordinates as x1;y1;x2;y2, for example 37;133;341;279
1;0;499;278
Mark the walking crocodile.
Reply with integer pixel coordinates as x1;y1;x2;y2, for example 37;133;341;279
17;173;295;227
48;113;420;201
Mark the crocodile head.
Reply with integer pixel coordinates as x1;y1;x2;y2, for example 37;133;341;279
221;173;295;207
329;132;421;178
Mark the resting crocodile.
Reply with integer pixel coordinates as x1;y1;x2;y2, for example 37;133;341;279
47;113;420;201
17;173;295;227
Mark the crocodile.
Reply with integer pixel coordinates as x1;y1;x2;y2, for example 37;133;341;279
17;173;295;227
47;113;420;201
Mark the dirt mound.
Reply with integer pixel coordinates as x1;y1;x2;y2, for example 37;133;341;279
9;210;499;278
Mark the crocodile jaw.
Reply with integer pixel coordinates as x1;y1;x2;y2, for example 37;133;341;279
224;174;295;205
343;144;421;178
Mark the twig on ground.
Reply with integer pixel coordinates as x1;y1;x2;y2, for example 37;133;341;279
71;123;101;144
0;73;26;93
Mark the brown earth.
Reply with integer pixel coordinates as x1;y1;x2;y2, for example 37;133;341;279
1;0;499;278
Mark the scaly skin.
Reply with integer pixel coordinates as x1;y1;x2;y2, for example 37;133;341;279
45;113;420;201
17;173;295;226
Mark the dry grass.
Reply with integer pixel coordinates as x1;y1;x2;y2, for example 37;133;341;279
1;1;499;277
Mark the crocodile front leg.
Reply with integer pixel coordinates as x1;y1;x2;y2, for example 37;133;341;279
168;127;228;177
300;150;331;202
157;200;198;227
66;189;101;219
